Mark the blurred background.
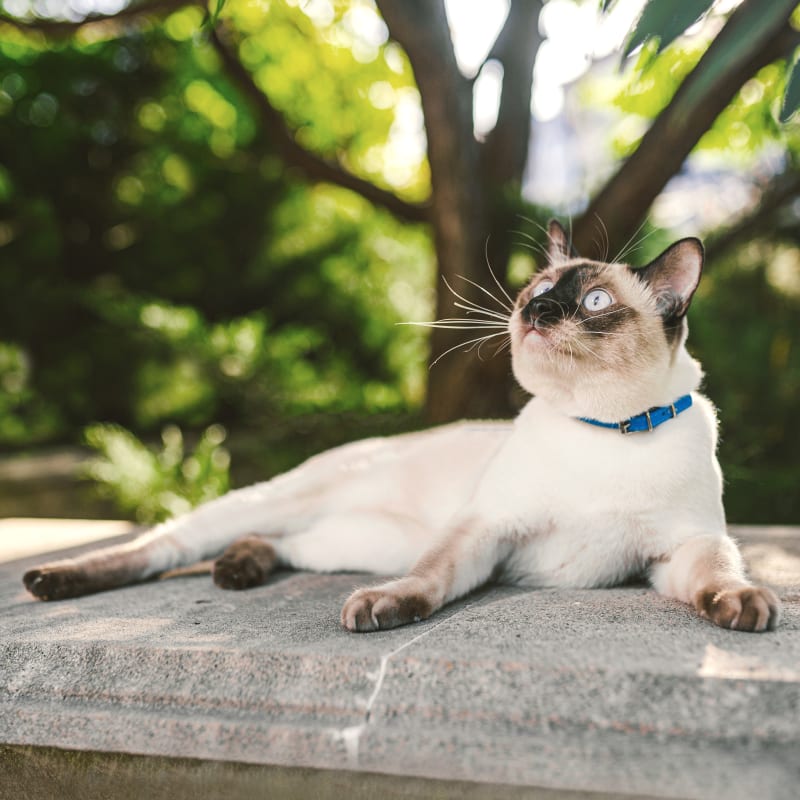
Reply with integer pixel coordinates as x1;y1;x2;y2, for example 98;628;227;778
0;0;797;525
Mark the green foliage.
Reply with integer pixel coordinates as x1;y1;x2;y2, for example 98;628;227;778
0;20;432;447
0;342;61;444
607;41;705;156
613;0;800;125
698;62;784;156
83;423;231;523
605;46;785;161
222;0;427;199
689;245;800;523
622;0;714;61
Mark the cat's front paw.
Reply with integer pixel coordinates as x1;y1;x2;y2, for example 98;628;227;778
341;579;434;632
23;563;86;601
695;585;781;632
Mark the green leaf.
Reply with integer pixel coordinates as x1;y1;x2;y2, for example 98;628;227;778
679;0;798;118
202;0;227;29
623;0;715;60
600;0;618;12
780;57;800;123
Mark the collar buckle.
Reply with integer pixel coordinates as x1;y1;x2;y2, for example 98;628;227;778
619;420;632;435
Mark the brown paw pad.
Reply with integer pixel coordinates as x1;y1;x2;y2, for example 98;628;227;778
341;586;432;632
23;566;85;601
696;586;781;632
212;538;276;591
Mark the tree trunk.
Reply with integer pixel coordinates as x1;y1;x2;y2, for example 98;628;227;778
378;0;541;422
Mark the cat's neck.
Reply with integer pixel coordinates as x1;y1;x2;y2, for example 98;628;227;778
535;345;703;423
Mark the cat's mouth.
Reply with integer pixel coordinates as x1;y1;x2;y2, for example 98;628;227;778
519;317;552;342
514;314;574;357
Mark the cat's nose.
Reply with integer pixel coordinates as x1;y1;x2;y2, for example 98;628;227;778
523;298;558;326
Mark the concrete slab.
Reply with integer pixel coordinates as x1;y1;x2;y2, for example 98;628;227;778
0;524;798;799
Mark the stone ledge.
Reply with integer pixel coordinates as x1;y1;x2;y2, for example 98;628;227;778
1;524;798;799
1;744;665;800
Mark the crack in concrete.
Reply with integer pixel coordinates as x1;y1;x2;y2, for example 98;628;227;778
333;606;466;768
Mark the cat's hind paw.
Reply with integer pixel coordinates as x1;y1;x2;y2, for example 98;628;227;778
696;585;781;632
212;536;277;590
23;563;87;601
341;580;434;632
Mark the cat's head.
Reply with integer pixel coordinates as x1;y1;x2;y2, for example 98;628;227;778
509;220;704;419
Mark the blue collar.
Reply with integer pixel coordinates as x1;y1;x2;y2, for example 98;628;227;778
577;394;693;435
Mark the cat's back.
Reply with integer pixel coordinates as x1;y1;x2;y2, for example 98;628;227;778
290;419;513;529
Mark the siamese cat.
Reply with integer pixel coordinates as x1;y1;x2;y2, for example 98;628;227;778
23;221;780;633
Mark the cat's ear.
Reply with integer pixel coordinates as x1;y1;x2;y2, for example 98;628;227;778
635;238;703;319
547;219;578;264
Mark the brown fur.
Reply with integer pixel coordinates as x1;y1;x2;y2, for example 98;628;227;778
23;547;149;600
212;535;278;590
341;581;434;632
695;586;780;632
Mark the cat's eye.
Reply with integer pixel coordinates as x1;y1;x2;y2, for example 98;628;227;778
533;280;554;297
582;289;613;311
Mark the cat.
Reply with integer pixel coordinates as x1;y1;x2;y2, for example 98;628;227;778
23;221;781;633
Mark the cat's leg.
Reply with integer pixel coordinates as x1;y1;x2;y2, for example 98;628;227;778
341;517;507;632
211;511;427;591
275;511;427;575
648;533;781;632
23;475;327;601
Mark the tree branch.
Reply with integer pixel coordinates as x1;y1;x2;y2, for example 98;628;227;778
572;0;800;259
0;0;198;37
480;0;543;189
208;26;429;224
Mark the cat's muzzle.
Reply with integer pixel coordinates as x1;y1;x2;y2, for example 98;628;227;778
523;297;562;330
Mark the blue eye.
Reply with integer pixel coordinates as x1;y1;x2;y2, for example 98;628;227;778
533;280;554;297
583;289;613;311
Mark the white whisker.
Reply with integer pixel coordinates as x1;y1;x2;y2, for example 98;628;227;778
442;276;510;322
457;271;512;313
453;300;509;323
483;237;516;309
429;330;509;369
399;321;507;330
575;308;627;326
572;337;609;365
592;213;610;262
491;338;511;358
477;332;510;360
579;329;627;337
612;217;648;264
511;223;549;261
618;225;658;264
